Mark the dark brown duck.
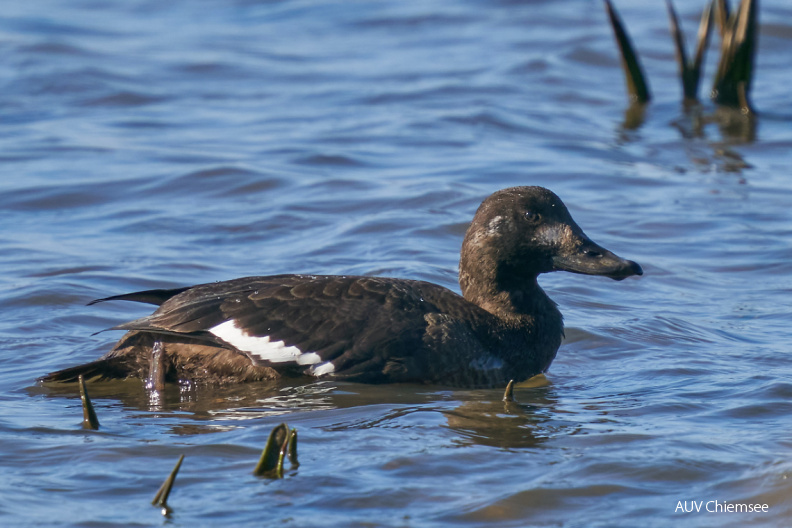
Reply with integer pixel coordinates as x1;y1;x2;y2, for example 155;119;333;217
41;186;642;388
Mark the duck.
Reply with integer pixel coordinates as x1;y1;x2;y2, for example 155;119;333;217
40;186;642;388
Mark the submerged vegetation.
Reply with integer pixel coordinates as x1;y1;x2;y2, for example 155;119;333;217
604;0;759;138
78;375;99;430
152;454;184;514
253;422;299;478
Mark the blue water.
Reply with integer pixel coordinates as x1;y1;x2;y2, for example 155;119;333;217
1;0;792;526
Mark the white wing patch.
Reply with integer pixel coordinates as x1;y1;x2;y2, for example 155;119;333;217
210;320;332;373
309;361;335;376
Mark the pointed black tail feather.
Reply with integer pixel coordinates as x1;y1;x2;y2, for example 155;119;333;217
87;287;191;307
39;356;132;383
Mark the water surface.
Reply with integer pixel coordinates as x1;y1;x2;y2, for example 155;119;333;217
1;0;792;526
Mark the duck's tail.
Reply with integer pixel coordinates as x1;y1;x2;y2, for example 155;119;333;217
39;356;132;383
87;286;190;306
40;331;161;383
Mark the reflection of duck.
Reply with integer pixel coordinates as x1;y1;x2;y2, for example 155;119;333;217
31;377;560;449
443;377;556;449
41;187;641;388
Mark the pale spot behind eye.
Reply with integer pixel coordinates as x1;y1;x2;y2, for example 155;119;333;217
487;215;504;235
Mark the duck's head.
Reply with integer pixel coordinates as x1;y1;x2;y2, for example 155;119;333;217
460;186;642;294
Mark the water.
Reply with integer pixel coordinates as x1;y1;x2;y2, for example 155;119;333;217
1;0;791;526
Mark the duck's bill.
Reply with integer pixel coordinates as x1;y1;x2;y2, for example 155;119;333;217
552;237;643;281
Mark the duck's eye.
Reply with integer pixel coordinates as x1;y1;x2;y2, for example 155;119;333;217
524;211;541;223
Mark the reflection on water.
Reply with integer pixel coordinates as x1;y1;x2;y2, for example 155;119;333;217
33;378;561;450
623;103;757;174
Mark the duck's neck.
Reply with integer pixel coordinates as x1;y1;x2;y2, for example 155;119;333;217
460;265;559;326
459;234;564;375
459;229;562;330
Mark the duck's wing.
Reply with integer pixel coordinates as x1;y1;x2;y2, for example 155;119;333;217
101;274;456;378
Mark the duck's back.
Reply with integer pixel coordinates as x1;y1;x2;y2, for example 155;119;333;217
48;274;546;387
